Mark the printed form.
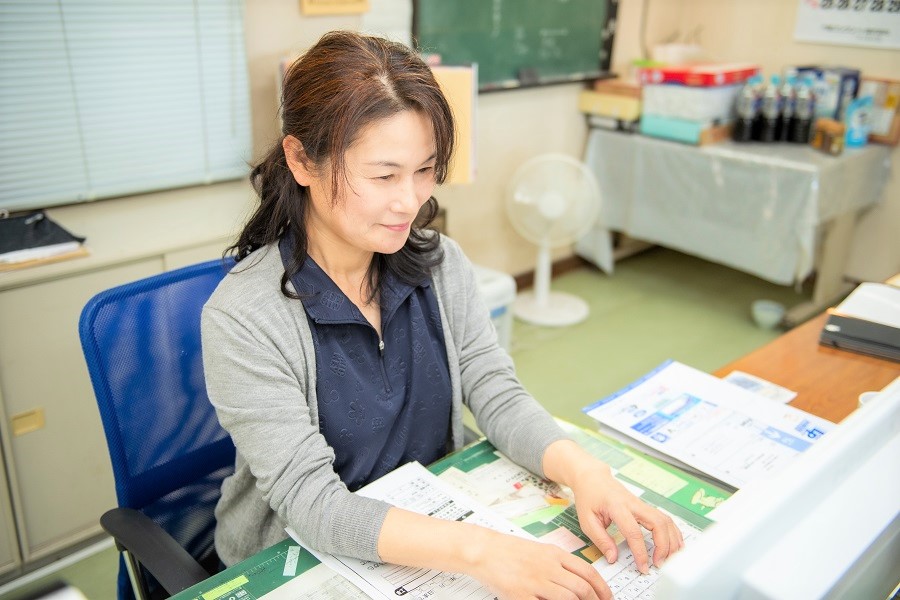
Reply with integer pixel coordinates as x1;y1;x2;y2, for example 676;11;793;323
583;360;835;489
289;461;524;600
290;460;702;600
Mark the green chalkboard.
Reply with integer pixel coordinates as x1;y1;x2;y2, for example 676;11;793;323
413;0;616;92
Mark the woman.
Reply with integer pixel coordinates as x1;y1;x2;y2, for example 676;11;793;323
202;30;682;599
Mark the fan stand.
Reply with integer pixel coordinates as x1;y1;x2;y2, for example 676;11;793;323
513;243;590;327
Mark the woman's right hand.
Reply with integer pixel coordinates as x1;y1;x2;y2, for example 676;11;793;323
465;529;611;600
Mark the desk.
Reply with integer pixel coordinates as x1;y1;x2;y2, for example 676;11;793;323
170;319;898;599
715;311;899;423
576;129;892;325
170;423;729;600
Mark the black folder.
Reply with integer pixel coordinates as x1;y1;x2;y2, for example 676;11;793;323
819;310;900;363
0;211;85;258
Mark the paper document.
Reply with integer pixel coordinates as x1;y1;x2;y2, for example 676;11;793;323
260;562;362;600
832;282;900;329
583;360;835;489
290;461;525;600
723;370;797;404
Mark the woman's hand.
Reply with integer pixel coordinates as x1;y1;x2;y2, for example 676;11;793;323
466;528;612;600
379;508;611;600
543;439;684;573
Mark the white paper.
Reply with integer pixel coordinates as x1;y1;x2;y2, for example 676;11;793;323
260;562;364;600
794;0;900;49
583;361;835;489
289;462;529;600
833;282;900;329
0;240;81;264
723;370;797;404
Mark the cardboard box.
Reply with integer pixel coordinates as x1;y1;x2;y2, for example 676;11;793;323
636;63;760;87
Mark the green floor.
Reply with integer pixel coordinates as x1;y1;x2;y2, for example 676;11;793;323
0;247;811;600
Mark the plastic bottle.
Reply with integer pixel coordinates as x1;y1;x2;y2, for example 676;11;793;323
754;75;782;143
789;77;816;144
732;75;761;142
777;75;797;142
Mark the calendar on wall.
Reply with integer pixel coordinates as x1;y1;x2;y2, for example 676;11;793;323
794;0;900;48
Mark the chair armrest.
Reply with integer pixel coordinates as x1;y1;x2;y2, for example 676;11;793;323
100;508;211;595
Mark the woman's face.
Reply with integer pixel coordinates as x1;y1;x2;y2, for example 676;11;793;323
294;110;438;259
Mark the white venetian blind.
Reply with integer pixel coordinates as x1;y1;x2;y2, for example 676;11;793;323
0;0;251;213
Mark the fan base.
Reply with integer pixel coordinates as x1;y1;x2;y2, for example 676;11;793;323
513;291;590;327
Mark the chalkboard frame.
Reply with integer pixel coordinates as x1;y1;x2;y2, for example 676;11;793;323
412;0;618;93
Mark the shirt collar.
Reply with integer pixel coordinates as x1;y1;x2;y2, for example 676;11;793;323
278;233;428;325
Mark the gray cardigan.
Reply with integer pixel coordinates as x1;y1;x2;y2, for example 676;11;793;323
201;235;567;565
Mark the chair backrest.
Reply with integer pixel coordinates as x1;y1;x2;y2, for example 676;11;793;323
79;257;236;597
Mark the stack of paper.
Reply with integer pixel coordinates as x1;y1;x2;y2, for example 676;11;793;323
582;360;835;490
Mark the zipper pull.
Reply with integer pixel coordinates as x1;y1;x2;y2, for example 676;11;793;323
378;338;385;356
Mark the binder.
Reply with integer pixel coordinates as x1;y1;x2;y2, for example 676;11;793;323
818;283;900;362
0;211;86;268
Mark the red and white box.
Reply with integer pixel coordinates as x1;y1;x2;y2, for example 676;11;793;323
637;63;760;87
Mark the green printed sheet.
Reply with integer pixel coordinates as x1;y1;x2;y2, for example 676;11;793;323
172;420;731;597
170;539;321;600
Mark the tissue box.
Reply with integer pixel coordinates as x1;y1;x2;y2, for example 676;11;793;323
473;265;516;352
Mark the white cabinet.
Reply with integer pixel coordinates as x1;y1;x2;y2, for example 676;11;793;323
0;181;253;578
0;259;161;561
0;434;21;577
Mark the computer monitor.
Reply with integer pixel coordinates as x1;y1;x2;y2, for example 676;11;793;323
656;376;900;600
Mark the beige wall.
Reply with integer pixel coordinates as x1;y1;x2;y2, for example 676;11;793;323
244;0;897;280
612;0;900;282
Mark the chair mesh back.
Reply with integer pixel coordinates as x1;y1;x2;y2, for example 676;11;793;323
79;258;236;598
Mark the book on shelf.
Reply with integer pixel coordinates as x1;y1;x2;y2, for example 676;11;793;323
582;360;835;490
819;282;900;362
0;211;88;271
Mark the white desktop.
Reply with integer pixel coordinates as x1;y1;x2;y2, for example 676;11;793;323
656;376;900;600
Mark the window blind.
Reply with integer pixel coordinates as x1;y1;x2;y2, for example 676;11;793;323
0;0;251;213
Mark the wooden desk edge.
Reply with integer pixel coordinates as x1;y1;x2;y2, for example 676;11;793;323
714;312;899;423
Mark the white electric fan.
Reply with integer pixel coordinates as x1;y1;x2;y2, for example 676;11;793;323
506;154;601;326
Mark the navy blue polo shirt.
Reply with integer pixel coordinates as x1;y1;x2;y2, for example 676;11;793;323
280;237;452;491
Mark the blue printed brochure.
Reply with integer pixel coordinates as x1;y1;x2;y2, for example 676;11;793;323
583;360;835;490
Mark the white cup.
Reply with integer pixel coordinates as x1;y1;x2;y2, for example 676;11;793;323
858;391;879;407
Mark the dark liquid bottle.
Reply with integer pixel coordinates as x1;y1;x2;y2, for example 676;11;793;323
733;77;760;142
788;82;815;144
754;76;781;143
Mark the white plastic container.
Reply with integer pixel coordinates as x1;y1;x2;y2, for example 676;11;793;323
472;265;517;352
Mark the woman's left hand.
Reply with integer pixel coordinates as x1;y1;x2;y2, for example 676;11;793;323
543;439;684;574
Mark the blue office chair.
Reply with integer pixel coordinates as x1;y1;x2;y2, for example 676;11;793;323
79;257;236;600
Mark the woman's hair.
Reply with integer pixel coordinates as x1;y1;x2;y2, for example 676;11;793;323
229;30;455;300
